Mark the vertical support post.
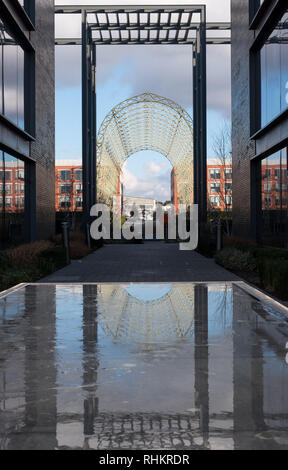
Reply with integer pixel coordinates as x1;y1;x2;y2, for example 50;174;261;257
87;31;93;213
82;9;89;226
194;285;209;447
193;7;207;227
193;43;199;209
82;285;99;440
199;7;207;225
91;44;97;207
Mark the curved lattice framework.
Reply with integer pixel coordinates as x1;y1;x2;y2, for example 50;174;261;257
97;284;195;341
96;92;194;207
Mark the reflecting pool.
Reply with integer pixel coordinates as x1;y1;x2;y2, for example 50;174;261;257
0;283;288;450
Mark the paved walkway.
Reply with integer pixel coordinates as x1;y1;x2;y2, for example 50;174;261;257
41;241;240;283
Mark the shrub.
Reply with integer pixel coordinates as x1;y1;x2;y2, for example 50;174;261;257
0;268;38;289
4;240;54;268
215;247;258;272
70;240;92;259
38;246;67;272
254;247;288;261
258;257;288;298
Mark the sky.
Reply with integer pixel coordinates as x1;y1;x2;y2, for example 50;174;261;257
55;0;231;202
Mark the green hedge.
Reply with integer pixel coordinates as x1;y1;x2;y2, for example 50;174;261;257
258;257;288;298
0;246;67;292
215;244;288;299
215;248;257;272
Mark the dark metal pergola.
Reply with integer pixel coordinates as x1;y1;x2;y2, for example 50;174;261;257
55;4;231;225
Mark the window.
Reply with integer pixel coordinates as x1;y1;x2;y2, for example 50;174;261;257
16;169;25;181
59;197;71;209
264;182;272;192
59;170;71;181
260;11;288;127
75;183;82;194
0;20;25;130
0;152;25;248
261;148;288;247
15;197;25;208
275;195;281;207
209;168;221;179
210;196;221;207
225;195;232;206
60;184;71;194
210;182;221;194
0;170;11;181
15;183;25;194
74;169;82;181
225;182;232;194
75;197;83;208
224;168;232;180
0;183;11;194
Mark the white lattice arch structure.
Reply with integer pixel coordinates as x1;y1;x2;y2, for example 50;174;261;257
96;92;194;206
97;284;195;341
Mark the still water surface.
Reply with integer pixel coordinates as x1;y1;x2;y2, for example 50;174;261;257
0;283;288;450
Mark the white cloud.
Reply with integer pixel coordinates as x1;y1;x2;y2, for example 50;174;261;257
144;161;169;175
122;165;171;202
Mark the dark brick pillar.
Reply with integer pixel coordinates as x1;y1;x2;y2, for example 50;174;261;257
231;0;257;240
30;0;55;240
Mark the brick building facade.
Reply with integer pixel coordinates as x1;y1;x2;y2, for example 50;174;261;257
0;0;55;248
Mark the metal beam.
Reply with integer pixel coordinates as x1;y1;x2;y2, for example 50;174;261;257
55;37;231;46
88;22;231;31
55;5;205;14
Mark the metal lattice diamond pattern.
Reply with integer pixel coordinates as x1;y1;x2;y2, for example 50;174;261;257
97;284;195;341
96;92;194;206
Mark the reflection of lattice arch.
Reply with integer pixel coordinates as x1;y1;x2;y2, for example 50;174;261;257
97;284;195;341
96;92;194;206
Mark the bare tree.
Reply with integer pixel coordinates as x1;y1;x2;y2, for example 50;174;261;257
211;121;232;236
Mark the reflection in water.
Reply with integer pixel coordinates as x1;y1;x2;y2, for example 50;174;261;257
0;283;288;450
97;284;195;341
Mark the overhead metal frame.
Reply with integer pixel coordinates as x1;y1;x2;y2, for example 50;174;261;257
55;5;231;225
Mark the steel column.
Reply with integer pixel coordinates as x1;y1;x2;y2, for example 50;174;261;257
193;9;207;225
199;9;207;225
82;9;89;225
91;44;97;208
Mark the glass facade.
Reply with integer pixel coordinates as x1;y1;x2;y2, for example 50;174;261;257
0;152;25;248
260;10;288;127
0;19;25;130
261;148;288;248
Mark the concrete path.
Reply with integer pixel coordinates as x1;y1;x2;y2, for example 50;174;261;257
41;241;240;283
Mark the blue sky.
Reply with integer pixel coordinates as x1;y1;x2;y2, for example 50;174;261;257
55;0;231;202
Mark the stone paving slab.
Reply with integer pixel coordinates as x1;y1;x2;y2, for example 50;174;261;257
41;241;240;283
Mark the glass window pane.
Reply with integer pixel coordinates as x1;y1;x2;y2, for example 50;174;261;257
261;148;288;247
0;20;25;130
0;152;25;248
261;10;288;127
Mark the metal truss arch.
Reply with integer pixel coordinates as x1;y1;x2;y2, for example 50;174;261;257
97;92;194;206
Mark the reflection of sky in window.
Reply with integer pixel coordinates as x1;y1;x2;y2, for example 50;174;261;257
261;10;288;127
